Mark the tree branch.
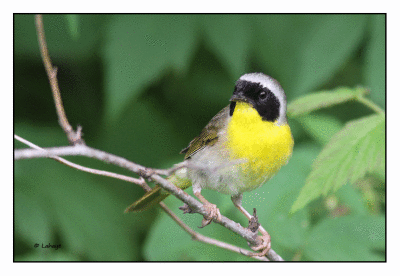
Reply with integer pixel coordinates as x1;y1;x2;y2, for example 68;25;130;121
14;135;146;187
15;135;275;260
14;141;283;259
35;14;83;145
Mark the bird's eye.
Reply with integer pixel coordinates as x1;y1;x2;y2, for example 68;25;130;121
259;91;267;100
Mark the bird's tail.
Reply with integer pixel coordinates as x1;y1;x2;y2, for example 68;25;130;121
124;172;191;213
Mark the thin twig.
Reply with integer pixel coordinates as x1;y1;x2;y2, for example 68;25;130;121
35;14;83;145
14;135;145;187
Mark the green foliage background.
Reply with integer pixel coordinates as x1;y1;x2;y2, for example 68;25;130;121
14;14;385;261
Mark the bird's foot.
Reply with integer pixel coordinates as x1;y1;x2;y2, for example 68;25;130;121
249;232;271;256
199;202;222;228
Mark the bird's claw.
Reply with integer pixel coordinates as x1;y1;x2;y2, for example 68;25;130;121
248;232;271;257
198;202;221;228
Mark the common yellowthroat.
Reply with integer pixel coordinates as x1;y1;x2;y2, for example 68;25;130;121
127;73;293;237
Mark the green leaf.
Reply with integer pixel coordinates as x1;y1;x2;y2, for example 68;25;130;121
14;14;104;60
296;14;368;95
252;15;367;98
291;114;385;213
251;15;322;95
201;15;251;77
296;113;343;145
102;15;196;121
304;215;385;261
287;87;367;117
65;14;79;40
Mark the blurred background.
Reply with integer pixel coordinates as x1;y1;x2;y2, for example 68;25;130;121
14;14;385;261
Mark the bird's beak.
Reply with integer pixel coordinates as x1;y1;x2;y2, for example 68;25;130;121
230;92;248;103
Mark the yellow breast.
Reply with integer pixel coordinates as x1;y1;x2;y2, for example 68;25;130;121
226;102;294;189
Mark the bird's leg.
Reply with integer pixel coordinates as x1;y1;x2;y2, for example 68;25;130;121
231;194;271;256
194;191;222;227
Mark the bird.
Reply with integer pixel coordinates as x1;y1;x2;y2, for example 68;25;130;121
126;72;294;254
